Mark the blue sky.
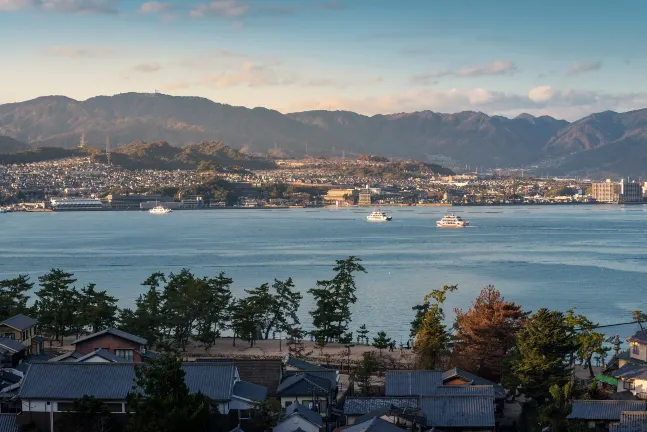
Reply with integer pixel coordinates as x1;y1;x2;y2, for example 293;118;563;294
1;0;646;119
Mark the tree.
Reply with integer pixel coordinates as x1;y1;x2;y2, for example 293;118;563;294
414;285;458;369
230;297;263;348
453;285;528;382
372;331;392;354
78;283;119;333
0;275;33;320
246;399;281;432
193;273;233;351
119;272;166;347
351;351;379;395
410;302;430;338
286;326;312;358
566;308;609;378
34;269;78;345
161;269;203;351
511;308;575;404
56;395;115;432
357;324;369;345
242;278;301;341
309;256;366;343
126;356;213;432
539;382;574;432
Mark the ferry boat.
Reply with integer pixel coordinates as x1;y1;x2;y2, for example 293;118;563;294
436;214;469;228
149;205;172;215
366;210;392;222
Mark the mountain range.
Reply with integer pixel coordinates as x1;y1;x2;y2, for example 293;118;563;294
1;92;647;176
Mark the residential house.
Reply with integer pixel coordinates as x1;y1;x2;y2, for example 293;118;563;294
234;359;283;395
0;414;18;432
418;393;496;431
284;357;339;385
17;362;268;432
384;371;443;396
607;330;647;373
343;398;418;425
567;400;647;428
613;364;647;396
610;411;647;432
441;368;505;414
66;328;156;363
343;417;406;432
0;339;26;369
276;373;336;416
273;402;324;432
0;315;44;356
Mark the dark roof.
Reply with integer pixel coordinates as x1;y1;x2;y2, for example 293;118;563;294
344;418;406;432
567;401;647;420
49;351;84;362
0;314;37;331
610;391;638;401
0;338;26;353
283;369;337;386
343;397;419;415
140;351;161;360
430;385;496;397
19;362;236;401
0;372;21;384
76;349;127;363
0;414;18;432
420;395;496;428
385;371;443;396
72;328;147;346
276;373;332;397
232;381;268;402
285;402;324;427
233;359;282;392
629;330;647;344
285;357;330;371
612;364;647;381
355;407;396;425
442;368;505;396
614;412;647;432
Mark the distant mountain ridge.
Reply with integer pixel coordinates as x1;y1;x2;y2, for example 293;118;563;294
0;135;31;153
2;92;647;175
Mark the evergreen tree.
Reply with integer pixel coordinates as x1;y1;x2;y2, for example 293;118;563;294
356;324;369;345
34;269;77;345
538;382;574;432
410;301;430;338
0;275;33;320
309;256;366;342
414;285;457;369
126;356;213;432
511;308;575;404
286;326;312;358
161;269;202;351
78;283;119;333
453;285;528;382
193;273;233;351
566;308;609;378
372;331;392;354
351;351;379;395
230;297;263;348
56;395;116;432
119;272;166;347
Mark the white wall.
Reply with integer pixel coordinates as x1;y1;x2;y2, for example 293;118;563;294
617;378;647;395
22;400;47;412
280;396;327;413
273;416;320;432
230;398;256;411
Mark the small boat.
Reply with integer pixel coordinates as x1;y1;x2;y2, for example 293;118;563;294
366;210;392;222
149;204;172;214
0;208;7;214
436;214;469;228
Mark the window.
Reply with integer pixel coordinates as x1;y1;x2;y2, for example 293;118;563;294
115;349;134;362
625;380;636;390
3;333;14;339
634;344;641;355
57;402;123;413
239;410;251;420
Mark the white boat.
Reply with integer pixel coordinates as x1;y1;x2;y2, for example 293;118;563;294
366;210;392;222
149;204;172;214
436;214;469;228
0;208;7;214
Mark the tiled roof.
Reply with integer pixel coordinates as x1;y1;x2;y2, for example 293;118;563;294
0;414;17;432
76;349;127;363
385;371;443;396
420;395;496;428
0;338;26;354
19;362;236;401
49;351;83;362
629;330;647;344
285;357;330;371
232;381;268;402
140;351;161;360
276;373;332;396
283;370;337;386
344;418;406;432
612;411;647;432
233;359;282;392
613;364;647;381
285;402;324;427
429;385;496;396
442;368;505;396
72;328;147;346
0;372;21;385
343;397;419;415
567;401;647;420
0;314;37;331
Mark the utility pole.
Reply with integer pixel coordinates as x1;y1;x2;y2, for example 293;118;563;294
79;132;86;149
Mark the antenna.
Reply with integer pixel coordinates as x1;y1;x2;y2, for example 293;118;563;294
79;132;86;149
106;136;112;166
305;142;309;156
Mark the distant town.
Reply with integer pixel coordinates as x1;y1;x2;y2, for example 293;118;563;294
0;155;645;212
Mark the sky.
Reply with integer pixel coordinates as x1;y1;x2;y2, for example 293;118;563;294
1;0;647;120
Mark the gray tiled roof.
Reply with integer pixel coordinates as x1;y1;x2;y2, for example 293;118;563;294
567;401;647;420
343;397;419;415
49;351;83;362
612;411;647;432
232;381;268;402
0;414;17;432
629;330;647;344
0;314;37;331
285;402;324;427
0;372;21;385
76;349;127;363
429;385;496;396
283;370;337;386
233;359;282;393
0;338;26;353
385;371;443;396
420;395;496;428
613;364;647;381
276;373;332;396
285;357;330;371
19;362;236;401
72;328;147;346
344;418;405;432
442;368;505;396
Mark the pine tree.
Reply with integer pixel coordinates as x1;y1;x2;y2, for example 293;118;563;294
78;283;119;333
357;324;369;345
56;395;116;432
372;331;392;354
286;326;312;358
34;269;77;345
414;285;457;369
0;275;33;320
119;272;166;347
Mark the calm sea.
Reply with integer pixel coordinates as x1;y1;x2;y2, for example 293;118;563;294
1;205;646;342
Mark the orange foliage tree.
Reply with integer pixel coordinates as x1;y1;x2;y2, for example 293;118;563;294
453;285;528;382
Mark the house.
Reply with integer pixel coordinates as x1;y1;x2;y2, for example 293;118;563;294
66;328;154;363
343;398;418;425
384;371;443;396
343;417;406;432
567;400;647;428
612;364;647;396
284;357;339;385
276;373;336;416
273;402;324;432
610;411;647;432
0;339;27;369
441;369;505;414
0;315;43;356
418;394;496;431
234;359;283;395
0;414;18;432
17;362;268;432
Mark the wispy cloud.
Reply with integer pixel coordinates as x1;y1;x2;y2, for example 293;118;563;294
139;1;171;13
0;0;37;11
1;0;117;13
189;0;249;18
411;60;517;84
41;46;114;58
133;62;162;73
567;61;603;76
